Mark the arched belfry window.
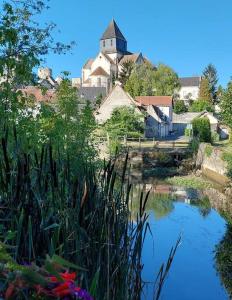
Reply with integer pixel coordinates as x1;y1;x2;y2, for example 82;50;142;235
103;41;105;47
111;39;113;46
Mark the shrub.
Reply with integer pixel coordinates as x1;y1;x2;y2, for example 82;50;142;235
222;152;232;178
173;100;188;114
189;138;200;153
189;99;214;112
192;117;211;142
212;132;220;143
205;145;213;157
185;128;192;137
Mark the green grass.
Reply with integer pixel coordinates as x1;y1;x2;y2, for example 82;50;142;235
165;175;213;189
205;144;213;157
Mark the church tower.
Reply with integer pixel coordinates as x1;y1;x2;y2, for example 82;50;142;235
100;19;127;62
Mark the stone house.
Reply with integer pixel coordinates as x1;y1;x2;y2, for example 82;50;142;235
177;77;201;103
135;96;173;138
95;84;142;124
95;85;173;138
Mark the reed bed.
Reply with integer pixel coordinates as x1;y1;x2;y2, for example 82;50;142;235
0;131;152;300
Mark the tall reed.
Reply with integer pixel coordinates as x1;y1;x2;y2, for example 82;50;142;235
0;130;150;299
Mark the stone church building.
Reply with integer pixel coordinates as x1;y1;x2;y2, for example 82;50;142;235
81;20;150;90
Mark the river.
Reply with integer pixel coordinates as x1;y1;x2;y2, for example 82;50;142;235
130;183;231;300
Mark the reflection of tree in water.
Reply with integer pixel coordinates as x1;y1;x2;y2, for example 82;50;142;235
215;212;232;298
130;186;175;220
190;196;211;218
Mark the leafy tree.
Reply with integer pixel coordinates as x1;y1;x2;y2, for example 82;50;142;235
220;80;232;128
173;100;188;114
124;63;154;97
203;64;218;101
152;63;180;96
216;85;224;103
199;78;211;102
118;60;134;87
189;99;214;112
104;106;144;138
54;78;96;163
124;63;179;97
192;117;211;142
0;0;73;138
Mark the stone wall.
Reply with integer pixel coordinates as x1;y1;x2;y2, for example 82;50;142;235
196;143;230;185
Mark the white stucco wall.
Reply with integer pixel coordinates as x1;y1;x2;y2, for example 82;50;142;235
178;86;199;100
91;53;111;76
95;85;141;124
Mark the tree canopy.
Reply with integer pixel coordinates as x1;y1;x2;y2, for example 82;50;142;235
199;78;212;102
124;63;179;98
173;100;188;114
203;64;218;102
220;80;232;128
104;106;144;138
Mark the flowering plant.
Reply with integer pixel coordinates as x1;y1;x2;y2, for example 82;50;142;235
0;243;93;300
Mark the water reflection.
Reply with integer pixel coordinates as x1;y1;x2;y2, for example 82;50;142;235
130;183;231;300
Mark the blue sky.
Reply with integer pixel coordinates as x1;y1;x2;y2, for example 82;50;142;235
5;0;232;86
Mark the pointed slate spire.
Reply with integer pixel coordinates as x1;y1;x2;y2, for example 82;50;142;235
101;19;126;41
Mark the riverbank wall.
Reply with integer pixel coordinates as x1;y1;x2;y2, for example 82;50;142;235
196;143;230;185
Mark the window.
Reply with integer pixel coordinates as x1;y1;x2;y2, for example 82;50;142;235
103;41;105;47
111;39;113;46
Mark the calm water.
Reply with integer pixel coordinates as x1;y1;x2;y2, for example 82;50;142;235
132;185;229;300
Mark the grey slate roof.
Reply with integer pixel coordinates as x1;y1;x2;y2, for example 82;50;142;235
78;87;107;108
179;77;201;87
101;19;126;41
173;112;202;124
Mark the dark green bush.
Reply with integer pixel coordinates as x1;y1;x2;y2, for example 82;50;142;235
192;117;211;142
173;100;188;114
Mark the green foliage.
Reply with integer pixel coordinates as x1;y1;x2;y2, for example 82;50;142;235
212;132;220;143
185;128;192;137
189;137;200;153
173;100;188;114
199;78;212;102
222;152;232;178
0;133;151;299
220;81;232;129
124;63;154;97
189;99;214;112
118;60;135;86
192;117;211;142
216;85;224;103
215;224;232;298
152;63;180;96
95;93;103;108
124;63;179;97
205;144;213;157
104;106;144;138
166;176;213;189
203;64;218;102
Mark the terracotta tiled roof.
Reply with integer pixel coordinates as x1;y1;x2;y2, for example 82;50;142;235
135;96;173;106
20;86;56;102
90;67;109;77
83;59;94;69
